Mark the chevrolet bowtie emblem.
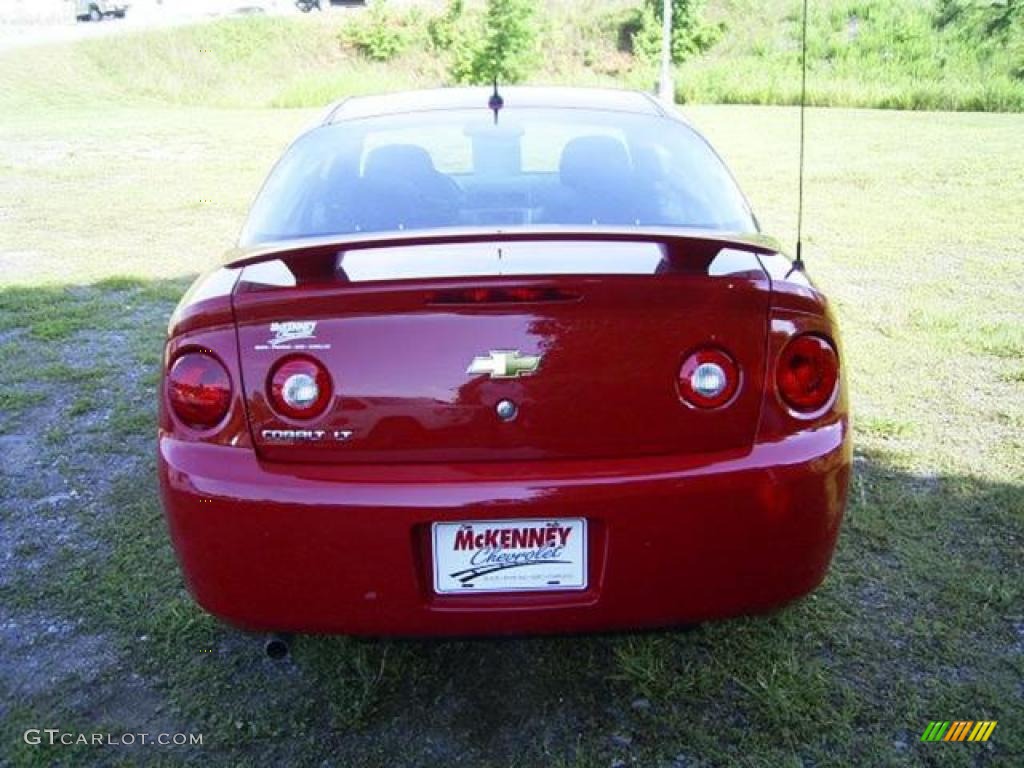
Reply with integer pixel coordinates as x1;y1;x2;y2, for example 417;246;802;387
466;350;541;379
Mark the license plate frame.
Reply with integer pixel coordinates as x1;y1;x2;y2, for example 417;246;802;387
432;518;588;595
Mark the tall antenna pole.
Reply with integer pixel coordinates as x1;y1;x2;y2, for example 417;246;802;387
794;0;809;270
657;0;674;104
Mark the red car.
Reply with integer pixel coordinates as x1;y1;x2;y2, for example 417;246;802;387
159;87;850;637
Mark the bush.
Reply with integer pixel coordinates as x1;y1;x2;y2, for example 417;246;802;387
341;1;410;62
427;0;479;81
428;0;465;51
937;0;1023;40
936;0;1024;79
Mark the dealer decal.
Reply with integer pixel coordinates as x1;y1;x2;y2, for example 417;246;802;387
255;321;331;351
433;519;587;594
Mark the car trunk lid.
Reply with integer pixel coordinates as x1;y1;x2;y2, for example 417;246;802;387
230;230;773;464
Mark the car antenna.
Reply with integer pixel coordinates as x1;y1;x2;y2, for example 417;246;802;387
488;77;504;125
791;0;809;274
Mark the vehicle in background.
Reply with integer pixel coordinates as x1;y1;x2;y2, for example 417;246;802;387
296;0;367;10
75;1;128;22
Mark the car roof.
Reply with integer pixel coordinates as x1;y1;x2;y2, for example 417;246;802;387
323;86;669;124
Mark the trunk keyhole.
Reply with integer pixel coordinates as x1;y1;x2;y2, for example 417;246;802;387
496;400;518;422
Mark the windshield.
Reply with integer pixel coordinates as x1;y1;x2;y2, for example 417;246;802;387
239;107;756;245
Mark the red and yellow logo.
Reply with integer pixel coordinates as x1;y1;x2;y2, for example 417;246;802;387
921;721;997;742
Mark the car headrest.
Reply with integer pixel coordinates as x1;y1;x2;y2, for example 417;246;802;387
363;144;437;181
559;135;633;191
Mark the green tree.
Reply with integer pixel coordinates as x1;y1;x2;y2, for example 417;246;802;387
632;0;722;64
460;0;538;84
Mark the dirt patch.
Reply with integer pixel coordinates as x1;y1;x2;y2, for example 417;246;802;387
0;612;114;704
0;286;178;749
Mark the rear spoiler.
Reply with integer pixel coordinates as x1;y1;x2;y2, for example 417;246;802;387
224;227;785;285
225;227;781;266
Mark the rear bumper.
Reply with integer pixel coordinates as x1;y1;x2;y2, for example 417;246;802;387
158;422;850;636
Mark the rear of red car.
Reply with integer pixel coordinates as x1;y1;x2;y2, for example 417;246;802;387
158;89;850;635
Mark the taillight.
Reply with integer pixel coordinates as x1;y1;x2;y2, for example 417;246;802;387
776;334;839;412
679;348;740;409
268;356;331;419
166;352;232;429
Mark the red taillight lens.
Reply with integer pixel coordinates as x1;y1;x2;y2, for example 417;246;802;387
679;348;740;408
268;356;331;420
166;352;232;429
776;334;839;412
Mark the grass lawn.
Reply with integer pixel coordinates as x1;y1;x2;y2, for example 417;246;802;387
1;91;1023;768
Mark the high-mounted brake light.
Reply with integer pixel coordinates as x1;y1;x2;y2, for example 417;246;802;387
167;352;232;430
679;348;740;409
428;287;578;304
268;356;332;420
776;334;839;412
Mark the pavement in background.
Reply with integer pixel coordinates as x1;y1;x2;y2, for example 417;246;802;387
0;0;304;52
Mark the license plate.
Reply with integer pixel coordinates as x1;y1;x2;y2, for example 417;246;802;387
432;518;588;594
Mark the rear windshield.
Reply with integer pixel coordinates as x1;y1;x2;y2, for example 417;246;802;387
239;107;756;246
